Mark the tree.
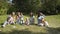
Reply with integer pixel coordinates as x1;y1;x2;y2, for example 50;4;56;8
13;0;42;14
13;0;59;15
0;0;59;15
41;0;58;14
0;0;9;15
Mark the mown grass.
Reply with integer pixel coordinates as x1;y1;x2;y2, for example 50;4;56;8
45;15;60;27
0;15;60;34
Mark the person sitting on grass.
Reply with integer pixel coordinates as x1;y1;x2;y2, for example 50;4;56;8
16;12;21;24
29;12;35;25
37;12;49;27
25;17;30;25
2;12;16;27
16;12;24;24
11;12;16;23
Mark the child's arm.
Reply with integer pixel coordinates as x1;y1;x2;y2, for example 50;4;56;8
42;18;46;24
42;18;45;22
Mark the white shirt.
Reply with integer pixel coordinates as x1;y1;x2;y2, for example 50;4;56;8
38;16;44;20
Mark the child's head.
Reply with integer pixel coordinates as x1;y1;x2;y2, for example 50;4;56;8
12;12;15;16
30;12;33;16
40;12;43;16
17;12;20;15
38;12;44;17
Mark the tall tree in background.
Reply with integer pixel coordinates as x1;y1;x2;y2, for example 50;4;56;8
0;0;60;15
41;0;58;14
13;0;59;14
13;0;41;14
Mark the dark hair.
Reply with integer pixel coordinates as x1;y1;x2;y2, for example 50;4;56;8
16;12;20;16
30;12;34;17
37;12;44;17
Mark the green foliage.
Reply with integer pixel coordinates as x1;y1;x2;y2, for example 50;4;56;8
13;0;41;14
41;0;58;14
0;0;60;15
0;0;9;15
13;0;60;14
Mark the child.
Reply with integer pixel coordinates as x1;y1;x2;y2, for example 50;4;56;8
42;19;49;27
37;12;49;27
11;12;16;23
16;12;21;24
25;17;30;25
29;12;35;25
16;12;24;24
2;12;15;27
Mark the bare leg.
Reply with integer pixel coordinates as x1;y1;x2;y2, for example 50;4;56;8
2;21;8;27
44;21;49;27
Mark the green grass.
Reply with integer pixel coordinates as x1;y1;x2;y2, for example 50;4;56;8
0;15;60;34
45;15;60;27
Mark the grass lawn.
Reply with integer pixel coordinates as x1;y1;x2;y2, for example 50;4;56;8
0;15;60;34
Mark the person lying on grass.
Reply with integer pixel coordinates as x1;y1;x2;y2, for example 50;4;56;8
2;12;16;27
37;12;49;27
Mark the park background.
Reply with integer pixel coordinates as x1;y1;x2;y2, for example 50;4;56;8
0;0;60;34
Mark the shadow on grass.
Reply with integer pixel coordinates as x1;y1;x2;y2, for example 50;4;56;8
55;27;60;31
0;27;60;34
46;27;60;34
0;28;46;34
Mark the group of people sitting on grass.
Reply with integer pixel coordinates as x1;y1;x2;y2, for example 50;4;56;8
2;11;49;27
